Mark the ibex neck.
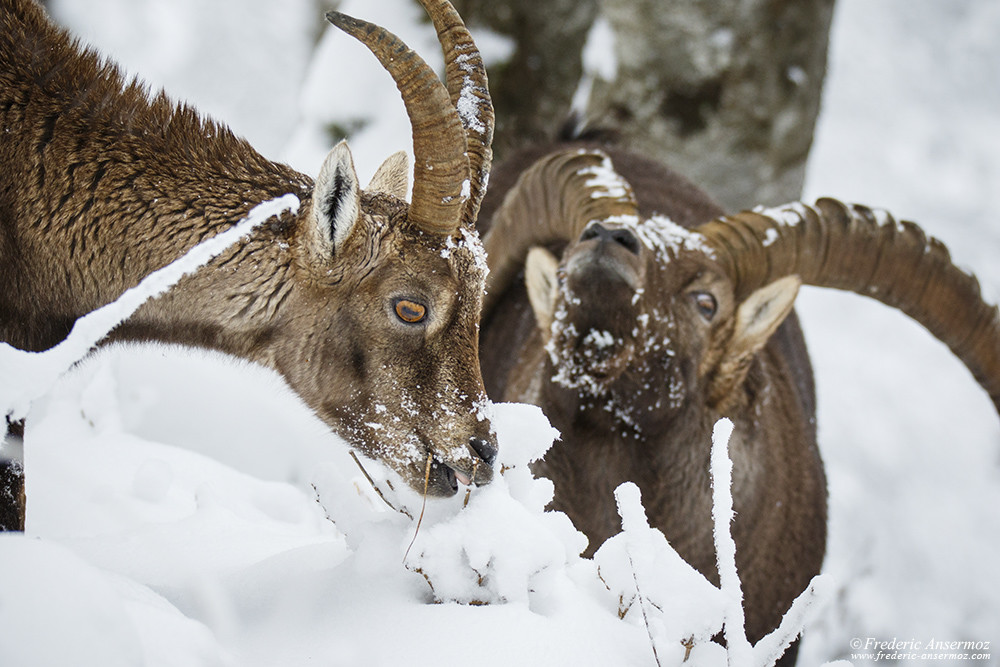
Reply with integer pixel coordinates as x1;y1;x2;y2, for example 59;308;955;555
1;6;310;353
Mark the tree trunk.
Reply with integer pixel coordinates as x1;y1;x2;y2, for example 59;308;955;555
450;0;598;159
586;0;836;211
453;0;835;212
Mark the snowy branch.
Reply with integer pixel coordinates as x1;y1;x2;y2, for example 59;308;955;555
710;418;754;664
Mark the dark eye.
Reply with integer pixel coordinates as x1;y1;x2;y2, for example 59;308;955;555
691;291;717;320
394;299;426;324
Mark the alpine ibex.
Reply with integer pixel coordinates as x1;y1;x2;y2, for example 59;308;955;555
477;143;1000;661
0;0;498;530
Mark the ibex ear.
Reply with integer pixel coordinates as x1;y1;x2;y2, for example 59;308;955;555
525;247;561;334
708;276;801;409
312;141;361;254
366;150;409;200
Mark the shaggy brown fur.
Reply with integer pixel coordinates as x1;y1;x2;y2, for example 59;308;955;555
481;135;999;665
478;142;824;664
1;0;497;530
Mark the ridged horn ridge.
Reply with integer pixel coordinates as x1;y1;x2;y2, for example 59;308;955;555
696;197;1000;414
482;149;640;314
326;9;470;235
417;0;494;229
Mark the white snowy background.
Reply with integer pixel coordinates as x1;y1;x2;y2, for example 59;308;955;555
1;0;998;665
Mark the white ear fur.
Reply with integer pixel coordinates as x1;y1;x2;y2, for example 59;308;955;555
707;275;801;410
525;247;561;333
312;141;361;253
731;275;802;358
366;150;410;200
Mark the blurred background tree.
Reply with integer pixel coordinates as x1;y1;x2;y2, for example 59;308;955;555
452;0;836;211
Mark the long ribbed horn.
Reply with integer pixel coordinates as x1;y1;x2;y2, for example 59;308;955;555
326;10;469;235
482;149;640;315
696;197;1000;414
417;0;494;229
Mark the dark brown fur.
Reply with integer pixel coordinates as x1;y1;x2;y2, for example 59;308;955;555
478;142;825;662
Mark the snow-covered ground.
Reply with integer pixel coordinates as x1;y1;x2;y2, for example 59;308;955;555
2;0;998;665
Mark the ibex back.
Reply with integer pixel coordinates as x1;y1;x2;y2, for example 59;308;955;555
0;0;498;530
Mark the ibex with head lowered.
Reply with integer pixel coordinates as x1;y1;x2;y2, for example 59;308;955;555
477;143;1000;662
0;0;498;530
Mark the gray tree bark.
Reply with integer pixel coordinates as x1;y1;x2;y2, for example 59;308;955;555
587;0;836;211
452;0;835;212
450;0;598;158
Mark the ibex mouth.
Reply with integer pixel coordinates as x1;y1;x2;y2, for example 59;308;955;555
549;325;637;395
433;461;473;495
428;437;496;496
451;467;469;488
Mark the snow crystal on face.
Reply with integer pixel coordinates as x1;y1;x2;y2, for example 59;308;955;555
440;227;489;282
582;329;615;349
458;226;490;278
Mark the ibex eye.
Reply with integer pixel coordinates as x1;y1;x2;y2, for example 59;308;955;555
394;299;426;324
692;292;717;320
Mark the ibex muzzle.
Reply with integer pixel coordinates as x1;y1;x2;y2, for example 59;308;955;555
0;0;497;525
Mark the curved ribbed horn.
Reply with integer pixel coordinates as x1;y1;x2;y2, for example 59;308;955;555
696;197;1000;414
326;10;469;235
482;149;640;314
417;0;494;229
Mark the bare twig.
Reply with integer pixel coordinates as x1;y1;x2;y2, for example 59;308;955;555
626;550;663;667
310;483;336;525
348;450;413;519
463;458;479;508
404;453;434;562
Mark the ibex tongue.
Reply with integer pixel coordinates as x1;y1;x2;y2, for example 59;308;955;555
454;469;472;486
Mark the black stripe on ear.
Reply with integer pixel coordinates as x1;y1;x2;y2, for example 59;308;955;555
313;141;361;253
323;171;350;234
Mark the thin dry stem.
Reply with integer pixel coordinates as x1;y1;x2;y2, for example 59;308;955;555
682;637;694;662
627;551;663;667
348;450;412;519
404;452;434;562
463;458;479;508
310;483;336;525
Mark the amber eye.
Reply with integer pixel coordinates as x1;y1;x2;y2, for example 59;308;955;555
394;299;426;324
692;291;717;320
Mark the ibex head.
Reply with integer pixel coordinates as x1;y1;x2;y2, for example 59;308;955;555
0;0;502;532
485;149;1000;424
107;1;498;495
272;2;497;495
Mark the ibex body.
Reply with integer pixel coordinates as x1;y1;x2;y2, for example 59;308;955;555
1;0;498;529
478;142;1000;660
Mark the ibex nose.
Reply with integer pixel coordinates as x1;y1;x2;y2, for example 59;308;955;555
580;222;641;255
469;436;497;467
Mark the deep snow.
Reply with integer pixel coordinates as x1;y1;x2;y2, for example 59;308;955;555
1;0;998;665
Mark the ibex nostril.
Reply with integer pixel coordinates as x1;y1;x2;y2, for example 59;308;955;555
580;223;640;255
469;437;497;467
580;222;606;243
610;229;640;255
